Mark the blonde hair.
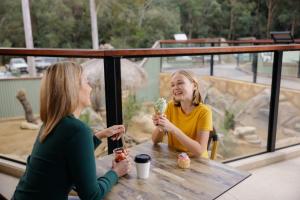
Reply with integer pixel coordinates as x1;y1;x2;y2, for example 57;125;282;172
39;62;83;142
171;70;203;106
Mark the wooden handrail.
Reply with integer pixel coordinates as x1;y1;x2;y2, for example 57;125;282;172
1;44;300;58
0;48;105;58
160;38;300;44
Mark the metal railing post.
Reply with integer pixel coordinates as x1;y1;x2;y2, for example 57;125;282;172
210;43;215;76
104;57;123;154
267;51;283;152
252;53;258;83
298;52;300;78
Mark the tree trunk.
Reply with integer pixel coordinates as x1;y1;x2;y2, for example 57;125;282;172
228;0;235;40
291;14;296;35
187;12;193;39
16;90;38;124
266;0;277;38
254;0;261;38
89;0;99;49
138;0;153;27
21;0;36;76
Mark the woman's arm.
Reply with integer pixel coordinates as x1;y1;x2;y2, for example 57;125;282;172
171;126;209;156
66;127;118;200
94;125;125;140
152;127;164;144
157;116;209;156
152;114;165;144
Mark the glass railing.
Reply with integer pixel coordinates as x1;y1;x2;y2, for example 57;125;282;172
0;43;300;163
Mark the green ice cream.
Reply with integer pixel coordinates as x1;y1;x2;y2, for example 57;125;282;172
154;98;167;114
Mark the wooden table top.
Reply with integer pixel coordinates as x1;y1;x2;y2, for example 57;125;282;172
96;141;251;200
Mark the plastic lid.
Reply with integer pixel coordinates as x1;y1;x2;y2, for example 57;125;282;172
134;154;151;163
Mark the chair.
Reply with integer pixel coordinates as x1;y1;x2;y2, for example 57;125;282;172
207;127;219;160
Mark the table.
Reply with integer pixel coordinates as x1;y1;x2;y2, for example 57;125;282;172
96;141;251;200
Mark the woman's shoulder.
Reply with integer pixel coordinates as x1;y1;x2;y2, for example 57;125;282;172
59;115;90;134
167;100;175;107
195;103;212;113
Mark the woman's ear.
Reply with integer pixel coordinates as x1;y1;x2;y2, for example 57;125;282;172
193;82;198;90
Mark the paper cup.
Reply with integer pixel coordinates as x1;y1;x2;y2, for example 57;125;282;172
134;154;151;179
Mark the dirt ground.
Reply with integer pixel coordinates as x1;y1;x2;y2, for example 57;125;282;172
0;119;37;161
0;119;148;162
0;119;114;161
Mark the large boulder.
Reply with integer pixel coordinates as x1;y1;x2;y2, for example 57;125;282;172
233;126;256;136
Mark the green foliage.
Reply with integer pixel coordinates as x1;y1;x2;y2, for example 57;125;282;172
122;94;141;128
224;110;235;130
0;0;25;47
1;0;300;51
97;0;180;48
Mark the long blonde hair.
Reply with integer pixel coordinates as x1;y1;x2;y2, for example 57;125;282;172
39;62;83;142
171;70;203;107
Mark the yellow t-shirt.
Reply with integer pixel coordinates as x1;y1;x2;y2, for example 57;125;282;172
165;101;213;158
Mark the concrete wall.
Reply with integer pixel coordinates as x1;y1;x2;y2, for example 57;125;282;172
0;78;41;119
159;73;300;110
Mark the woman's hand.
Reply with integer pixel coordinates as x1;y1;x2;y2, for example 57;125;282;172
112;157;132;177
156;115;176;133
152;114;160;126
95;125;125;140
152;114;167;126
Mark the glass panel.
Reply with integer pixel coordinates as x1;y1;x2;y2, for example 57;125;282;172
0;57;107;162
123;54;271;162
80;58;107;157
276;51;300;148
121;57;160;148
204;53;270;160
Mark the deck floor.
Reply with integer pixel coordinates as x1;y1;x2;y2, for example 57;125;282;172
217;156;300;200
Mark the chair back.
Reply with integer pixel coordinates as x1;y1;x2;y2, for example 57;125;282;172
207;127;219;160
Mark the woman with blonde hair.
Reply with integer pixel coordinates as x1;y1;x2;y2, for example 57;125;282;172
13;62;131;200
152;70;212;158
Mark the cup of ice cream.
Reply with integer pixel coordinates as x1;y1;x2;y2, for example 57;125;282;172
154;97;167;115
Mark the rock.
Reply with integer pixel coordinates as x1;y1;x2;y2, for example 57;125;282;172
233;126;256;136
258;108;269;118
244;134;261;145
282;128;298;136
20;121;40;130
131;113;155;133
244;134;259;141
247;138;261;145
295;123;300;131
125;130;150;144
81;107;105;128
277;102;298;127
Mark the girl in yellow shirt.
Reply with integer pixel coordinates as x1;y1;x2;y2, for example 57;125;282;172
152;70;213;158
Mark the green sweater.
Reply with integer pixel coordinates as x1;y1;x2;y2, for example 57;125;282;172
13;115;118;200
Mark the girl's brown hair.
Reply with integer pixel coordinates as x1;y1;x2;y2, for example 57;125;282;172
171;70;203;107
39;62;82;142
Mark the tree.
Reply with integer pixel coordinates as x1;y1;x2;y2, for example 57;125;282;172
96;0;180;48
0;0;25;47
178;0;222;39
275;1;300;36
31;0;87;48
265;0;279;38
